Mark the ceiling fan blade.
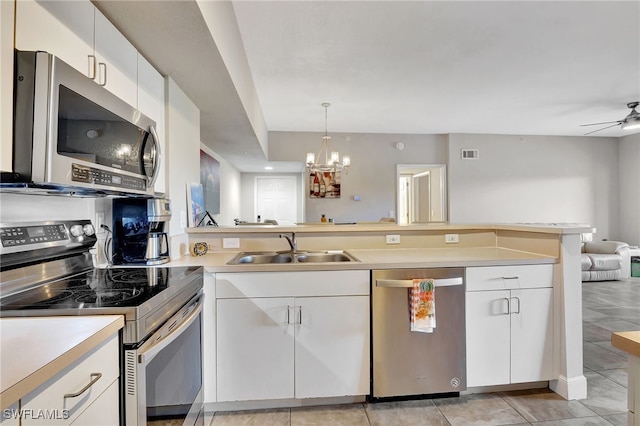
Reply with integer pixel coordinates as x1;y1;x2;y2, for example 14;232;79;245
580;120;622;127
584;123;621;135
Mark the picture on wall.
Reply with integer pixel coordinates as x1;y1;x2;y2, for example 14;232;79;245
309;170;341;198
187;182;205;227
200;150;221;214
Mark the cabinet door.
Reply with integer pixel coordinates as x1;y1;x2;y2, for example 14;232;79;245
137;54;166;194
294;296;370;398
510;288;554;383
15;0;94;78
94;10;138;107
70;378;119;425
216;298;295;401
466;290;511;387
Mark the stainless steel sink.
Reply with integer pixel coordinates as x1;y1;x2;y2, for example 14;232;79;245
227;250;358;265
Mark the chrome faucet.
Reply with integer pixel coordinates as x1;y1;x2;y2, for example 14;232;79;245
279;232;297;253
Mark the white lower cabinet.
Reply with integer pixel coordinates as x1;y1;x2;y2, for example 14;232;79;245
20;333;120;426
466;265;554;387
214;271;370;402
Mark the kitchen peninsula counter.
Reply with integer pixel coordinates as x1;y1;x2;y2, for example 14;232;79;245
0;315;124;410
179;222;589;401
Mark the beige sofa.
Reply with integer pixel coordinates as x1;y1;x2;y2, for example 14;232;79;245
581;239;631;281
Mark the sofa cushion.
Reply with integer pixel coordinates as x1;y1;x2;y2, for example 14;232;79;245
581;255;593;270
586;253;623;271
582;269;622;281
584;241;629;254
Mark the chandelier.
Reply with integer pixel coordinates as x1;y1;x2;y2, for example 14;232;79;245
306;103;350;173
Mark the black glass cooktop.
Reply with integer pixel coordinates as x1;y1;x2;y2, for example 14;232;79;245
0;266;200;311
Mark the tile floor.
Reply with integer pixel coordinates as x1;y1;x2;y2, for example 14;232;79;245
206;277;640;426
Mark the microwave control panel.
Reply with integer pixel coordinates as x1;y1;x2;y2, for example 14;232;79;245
71;164;147;191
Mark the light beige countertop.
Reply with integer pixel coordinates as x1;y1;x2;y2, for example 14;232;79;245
612;331;640;358
0;315;124;409
169;247;557;272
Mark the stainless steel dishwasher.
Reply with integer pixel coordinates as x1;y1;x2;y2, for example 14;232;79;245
371;268;466;399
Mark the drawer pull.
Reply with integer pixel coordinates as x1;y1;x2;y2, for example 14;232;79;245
502;276;519;280
64;373;102;399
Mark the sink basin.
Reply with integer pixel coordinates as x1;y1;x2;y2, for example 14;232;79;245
227;251;358;265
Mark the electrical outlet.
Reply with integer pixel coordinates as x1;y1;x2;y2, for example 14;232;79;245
445;234;459;243
223;238;240;249
95;212;105;234
386;234;400;244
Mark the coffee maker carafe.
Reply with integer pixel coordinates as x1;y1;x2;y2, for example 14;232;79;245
144;199;171;264
112;197;172;265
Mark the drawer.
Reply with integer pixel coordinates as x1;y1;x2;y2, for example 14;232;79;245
466;264;553;291
216;270;369;298
21;333;119;425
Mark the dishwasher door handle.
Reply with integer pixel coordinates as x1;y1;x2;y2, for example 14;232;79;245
376;277;463;288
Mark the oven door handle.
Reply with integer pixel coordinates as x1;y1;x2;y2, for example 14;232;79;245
138;293;204;365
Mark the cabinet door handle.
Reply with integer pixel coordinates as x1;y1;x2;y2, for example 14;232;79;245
297;306;302;325
98;62;107;86
64;373;102;399
502;276;519;280
87;55;96;80
502;298;510;315
511;297;521;314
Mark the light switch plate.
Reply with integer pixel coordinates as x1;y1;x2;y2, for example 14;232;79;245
223;238;240;249
386;234;400;244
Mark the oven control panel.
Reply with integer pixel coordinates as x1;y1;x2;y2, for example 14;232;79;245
0;220;97;255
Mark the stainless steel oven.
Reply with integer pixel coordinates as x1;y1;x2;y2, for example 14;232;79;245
9;50;160;196
0;220;203;425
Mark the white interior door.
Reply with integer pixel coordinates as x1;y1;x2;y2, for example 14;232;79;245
255;176;297;224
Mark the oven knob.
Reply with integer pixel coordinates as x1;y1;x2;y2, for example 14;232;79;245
70;225;84;237
83;224;95;236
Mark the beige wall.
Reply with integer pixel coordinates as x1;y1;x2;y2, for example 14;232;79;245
269;131;448;222
448;133;621;240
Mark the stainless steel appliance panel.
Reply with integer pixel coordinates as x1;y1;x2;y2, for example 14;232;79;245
372;268;466;398
10;50;160;195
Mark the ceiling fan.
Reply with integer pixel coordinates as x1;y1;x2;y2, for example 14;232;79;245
580;101;640;135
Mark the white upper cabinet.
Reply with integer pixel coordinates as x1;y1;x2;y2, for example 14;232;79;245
93;11;137;107
15;0;137;107
15;0;94;78
138;54;166;194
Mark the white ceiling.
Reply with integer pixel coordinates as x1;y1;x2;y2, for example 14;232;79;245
95;1;640;172
231;0;640;137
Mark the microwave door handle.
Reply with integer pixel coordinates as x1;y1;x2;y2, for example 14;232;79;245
146;125;161;188
138;294;203;366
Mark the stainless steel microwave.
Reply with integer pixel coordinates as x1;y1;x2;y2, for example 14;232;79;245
11;50;160;196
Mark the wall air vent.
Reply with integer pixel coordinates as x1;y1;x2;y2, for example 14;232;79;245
461;149;479;160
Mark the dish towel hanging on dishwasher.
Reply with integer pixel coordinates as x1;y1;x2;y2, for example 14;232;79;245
409;278;436;333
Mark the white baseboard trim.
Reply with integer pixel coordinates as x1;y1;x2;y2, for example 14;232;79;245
549;375;588;400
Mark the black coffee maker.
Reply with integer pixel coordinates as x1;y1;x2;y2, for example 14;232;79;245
112;197;171;265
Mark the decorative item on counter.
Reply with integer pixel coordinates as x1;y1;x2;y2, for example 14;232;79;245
196;211;218;227
191;242;209;256
321;214;327;223
257;215;261;223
